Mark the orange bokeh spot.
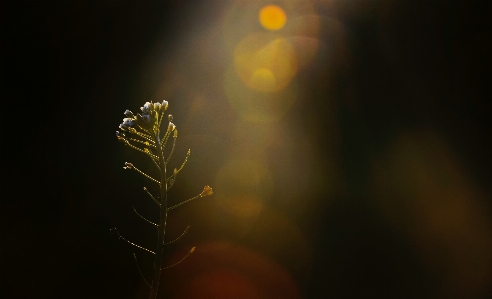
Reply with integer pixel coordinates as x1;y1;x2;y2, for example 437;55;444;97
259;5;287;31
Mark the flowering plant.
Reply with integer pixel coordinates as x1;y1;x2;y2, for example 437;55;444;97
111;100;212;299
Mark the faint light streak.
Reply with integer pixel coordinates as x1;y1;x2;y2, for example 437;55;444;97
370;129;492;298
259;5;287;31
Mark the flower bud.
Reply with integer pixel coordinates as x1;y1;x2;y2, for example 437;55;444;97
116;131;126;142
153;102;161;112
162;100;169;110
122;118;135;127
123;162;133;170
141;102;153;114
124;110;134;118
168;114;173;122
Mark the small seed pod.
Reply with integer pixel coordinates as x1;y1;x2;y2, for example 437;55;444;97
200;185;213;197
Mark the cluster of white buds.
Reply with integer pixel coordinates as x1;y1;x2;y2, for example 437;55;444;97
118;100;169;134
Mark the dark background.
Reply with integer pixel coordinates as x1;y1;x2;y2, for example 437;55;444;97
1;1;491;299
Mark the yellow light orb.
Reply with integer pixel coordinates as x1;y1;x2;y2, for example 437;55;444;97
259;5;287;31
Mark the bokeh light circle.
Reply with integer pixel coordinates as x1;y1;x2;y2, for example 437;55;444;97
259;5;287;31
234;32;298;93
223;65;299;123
172;242;302;299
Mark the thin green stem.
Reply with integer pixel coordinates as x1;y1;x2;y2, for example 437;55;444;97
149;130;168;299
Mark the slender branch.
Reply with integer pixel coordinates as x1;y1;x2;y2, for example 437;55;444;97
133;253;151;288
128;137;156;149
137;125;152;135
166;169;178;190
160;129;171;149
122;137;160;169
164;226;190;245
125;140;161;164
165;135;177;165
143;187;160;206
157;105;166;131
110;228;155;254
149;155;161;171
144;148;160;161
133;206;158;227
167;194;200;211
124;163;160;185
161;247;196;270
127;127;155;143
166;149;190;183
124;140;149;154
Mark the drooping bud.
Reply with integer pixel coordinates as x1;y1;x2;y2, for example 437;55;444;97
116;131;126;143
168;122;176;131
123;162;133;170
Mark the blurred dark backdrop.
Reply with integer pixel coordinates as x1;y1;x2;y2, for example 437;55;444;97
1;1;491;299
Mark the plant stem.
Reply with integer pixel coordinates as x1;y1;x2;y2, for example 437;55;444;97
149;133;168;299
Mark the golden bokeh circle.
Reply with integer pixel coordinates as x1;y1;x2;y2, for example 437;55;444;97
259;5;287;31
